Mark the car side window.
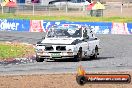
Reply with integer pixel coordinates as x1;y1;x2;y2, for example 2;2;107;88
71;0;77;3
83;28;88;38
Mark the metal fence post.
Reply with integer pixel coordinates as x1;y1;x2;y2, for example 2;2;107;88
2;5;3;14
66;1;68;13
121;3;123;15
33;3;35;15
59;2;61;11
48;5;50;16
83;3;85;12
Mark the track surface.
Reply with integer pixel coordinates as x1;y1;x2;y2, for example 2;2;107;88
0;31;132;75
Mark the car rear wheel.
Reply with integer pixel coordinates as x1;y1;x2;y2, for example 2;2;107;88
91;52;97;59
90;46;98;59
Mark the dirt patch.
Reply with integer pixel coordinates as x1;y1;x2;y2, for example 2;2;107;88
0;71;131;88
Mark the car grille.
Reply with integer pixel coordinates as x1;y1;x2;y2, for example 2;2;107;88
45;45;66;51
56;46;66;51
45;46;54;51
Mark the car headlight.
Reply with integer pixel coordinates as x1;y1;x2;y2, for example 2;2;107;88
67;47;75;52
36;49;43;53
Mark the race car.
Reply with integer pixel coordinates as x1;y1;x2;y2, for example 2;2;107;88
35;24;100;62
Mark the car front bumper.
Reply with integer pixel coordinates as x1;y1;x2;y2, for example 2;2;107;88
36;51;75;59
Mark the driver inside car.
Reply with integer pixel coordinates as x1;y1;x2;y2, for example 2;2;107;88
73;26;82;37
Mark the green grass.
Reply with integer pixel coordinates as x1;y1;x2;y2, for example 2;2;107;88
0;14;132;22
0;43;35;60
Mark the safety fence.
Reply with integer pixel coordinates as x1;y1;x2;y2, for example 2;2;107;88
0;2;132;17
0;19;132;34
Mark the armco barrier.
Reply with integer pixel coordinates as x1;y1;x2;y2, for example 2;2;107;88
0;19;132;34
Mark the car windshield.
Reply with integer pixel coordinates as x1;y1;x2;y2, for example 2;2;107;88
47;25;82;38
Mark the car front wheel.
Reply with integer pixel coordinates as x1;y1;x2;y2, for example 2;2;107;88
36;56;44;62
73;47;83;62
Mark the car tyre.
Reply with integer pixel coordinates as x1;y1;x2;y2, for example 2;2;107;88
90;46;98;59
36;56;44;62
74;47;82;62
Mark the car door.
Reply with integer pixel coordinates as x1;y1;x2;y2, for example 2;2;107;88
81;28;89;58
80;40;88;58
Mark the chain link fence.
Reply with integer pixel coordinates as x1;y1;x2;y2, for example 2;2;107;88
0;1;132;17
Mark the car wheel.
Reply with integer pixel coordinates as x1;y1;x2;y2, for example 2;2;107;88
77;51;83;61
36;56;44;62
74;47;82;62
76;75;86;85
90;46;98;59
93;51;98;59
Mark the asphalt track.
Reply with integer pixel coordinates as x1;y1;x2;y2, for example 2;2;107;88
0;31;132;75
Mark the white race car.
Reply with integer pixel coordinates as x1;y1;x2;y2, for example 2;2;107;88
35;24;100;62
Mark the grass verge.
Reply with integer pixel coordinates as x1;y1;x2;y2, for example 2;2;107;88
0;14;132;22
0;42;35;60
